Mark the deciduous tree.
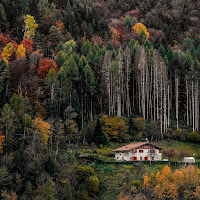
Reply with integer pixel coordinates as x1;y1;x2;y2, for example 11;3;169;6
38;59;57;78
16;44;26;59
24;14;38;39
33;115;52;146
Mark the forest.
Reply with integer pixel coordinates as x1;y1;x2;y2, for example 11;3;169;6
0;0;200;199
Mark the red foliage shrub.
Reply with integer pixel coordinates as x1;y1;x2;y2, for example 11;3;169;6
113;26;125;42
91;36;106;47
128;9;140;19
0;34;10;50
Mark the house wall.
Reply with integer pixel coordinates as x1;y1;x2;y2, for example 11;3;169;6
115;149;162;161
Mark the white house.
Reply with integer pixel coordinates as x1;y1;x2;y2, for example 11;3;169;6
113;142;162;161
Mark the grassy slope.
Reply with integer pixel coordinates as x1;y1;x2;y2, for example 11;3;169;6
154;140;200;161
79;140;200;199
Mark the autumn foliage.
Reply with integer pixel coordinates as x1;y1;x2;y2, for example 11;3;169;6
143;165;200;200
16;44;26;59
22;38;33;54
24;14;38;39
132;23;149;38
0;33;10;49
56;20;64;33
100;115;128;141
0;135;5;153
33;115;52;145
38;59;58;78
1;190;17;200
1;42;14;62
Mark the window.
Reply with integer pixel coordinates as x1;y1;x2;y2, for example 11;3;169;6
152;156;154;161
150;150;155;153
132;150;137;153
139;150;143;153
144;157;148;160
132;157;137;161
140;156;143;160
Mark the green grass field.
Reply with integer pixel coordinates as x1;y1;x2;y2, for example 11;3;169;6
78;140;200;200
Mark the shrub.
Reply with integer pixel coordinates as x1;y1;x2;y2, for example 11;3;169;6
163;148;177;161
134;117;145;131
87;176;99;195
172;129;182;140
187;132;199;142
179;149;191;159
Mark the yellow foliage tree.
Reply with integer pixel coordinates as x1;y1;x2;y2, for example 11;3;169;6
154;181;178;200
33;115;52;145
24;14;38;39
134;116;145;131
143;165;200;199
143;174;150;189
100;115;128;141
16;44;26;59
132;23;149;38
1;42;13;61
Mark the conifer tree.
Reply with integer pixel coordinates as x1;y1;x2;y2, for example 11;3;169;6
94;118;109;145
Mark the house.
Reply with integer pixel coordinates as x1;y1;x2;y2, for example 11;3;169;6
113;142;162;161
182;157;195;164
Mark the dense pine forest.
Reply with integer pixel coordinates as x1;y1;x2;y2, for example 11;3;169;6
0;0;200;199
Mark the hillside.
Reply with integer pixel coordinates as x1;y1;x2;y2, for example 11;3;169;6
0;0;200;199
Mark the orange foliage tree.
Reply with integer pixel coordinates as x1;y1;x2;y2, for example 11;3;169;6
22;38;33;54
132;23;149;38
100;115;128;141
143;165;200;200
1;190;17;200
33;115;52;145
0;135;5;153
56;20;64;33
38;59;58;78
16;44;26;59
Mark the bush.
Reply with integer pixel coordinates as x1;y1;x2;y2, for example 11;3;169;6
179;149;191;159
172;129;182;140
134;117;145;131
87;176;99;195
163;148;177;161
187;132;199;142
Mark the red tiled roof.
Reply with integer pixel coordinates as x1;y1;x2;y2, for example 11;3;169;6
113;142;161;152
